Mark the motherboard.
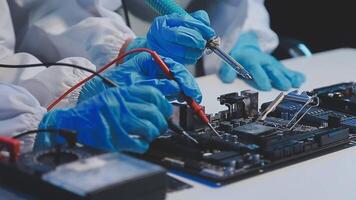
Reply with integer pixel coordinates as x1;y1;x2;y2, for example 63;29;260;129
143;83;356;185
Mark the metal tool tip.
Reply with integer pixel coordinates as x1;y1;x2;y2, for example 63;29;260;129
208;123;222;138
246;74;253;80
182;131;199;144
240;72;253;80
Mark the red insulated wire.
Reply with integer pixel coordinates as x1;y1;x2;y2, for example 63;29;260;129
150;52;209;124
47;48;155;111
47;48;209;125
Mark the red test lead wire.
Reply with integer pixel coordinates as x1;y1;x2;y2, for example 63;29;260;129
150;52;221;138
47;48;155;111
47;48;221;138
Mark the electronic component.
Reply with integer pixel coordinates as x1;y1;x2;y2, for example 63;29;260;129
263;88;356;133
142;86;355;185
167;176;192;193
168;119;199;144
0;145;167;200
234;123;276;138
283;91;319;130
151;51;222;138
312;82;356;115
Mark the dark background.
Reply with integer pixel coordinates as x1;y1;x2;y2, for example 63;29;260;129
123;0;355;54
266;0;356;53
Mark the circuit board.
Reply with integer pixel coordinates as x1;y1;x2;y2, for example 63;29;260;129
142;83;356;186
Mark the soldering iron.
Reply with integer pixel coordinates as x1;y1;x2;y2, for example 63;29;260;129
144;0;253;80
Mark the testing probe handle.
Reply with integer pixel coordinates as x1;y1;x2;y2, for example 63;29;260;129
151;52;209;124
144;0;187;15
185;98;210;124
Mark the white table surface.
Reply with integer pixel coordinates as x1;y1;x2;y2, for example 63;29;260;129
167;48;356;200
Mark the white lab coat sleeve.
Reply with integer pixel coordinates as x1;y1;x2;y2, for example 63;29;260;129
241;0;279;53
17;57;96;109
0;0;15;57
0;52;95;109
0;83;47;152
2;1;97;109
9;0;135;69
0;0;45;84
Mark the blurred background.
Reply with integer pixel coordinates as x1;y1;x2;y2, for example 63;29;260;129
265;0;356;53
121;0;355;59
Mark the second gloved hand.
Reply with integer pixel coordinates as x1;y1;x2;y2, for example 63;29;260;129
219;32;306;91
79;52;202;103
36;86;172;153
127;10;216;65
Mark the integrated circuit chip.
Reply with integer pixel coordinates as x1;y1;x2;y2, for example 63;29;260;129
233;122;275;136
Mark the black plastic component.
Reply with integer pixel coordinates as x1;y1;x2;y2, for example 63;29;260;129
241;90;259;118
173;103;206;131
167;176;192;193
312;82;356;115
217;90;259;120
328;114;342;128
204;151;240;163
220;156;244;167
0;148;167;200
219;121;234;132
316;128;349;146
233;123;276;141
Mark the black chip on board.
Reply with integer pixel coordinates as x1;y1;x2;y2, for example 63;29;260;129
233;122;275;137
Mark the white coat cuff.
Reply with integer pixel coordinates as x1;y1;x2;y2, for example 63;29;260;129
0;83;47;152
18;57;96;109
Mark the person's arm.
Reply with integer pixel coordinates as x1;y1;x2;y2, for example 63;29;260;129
36;86;173;153
240;0;279;53
0;51;96;109
1;0;97;108
17;57;97;108
218;0;305;91
0;1;15;58
9;0;135;68
10;0;215;68
0;83;47;152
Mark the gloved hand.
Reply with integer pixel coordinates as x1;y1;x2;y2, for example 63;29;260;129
36;86;173;153
219;32;306;91
127;10;216;65
79;52;202;103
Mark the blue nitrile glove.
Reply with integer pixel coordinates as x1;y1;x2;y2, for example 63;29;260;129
219;32;306;91
127;10;216;65
79;52;202;103
36;86;173;153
